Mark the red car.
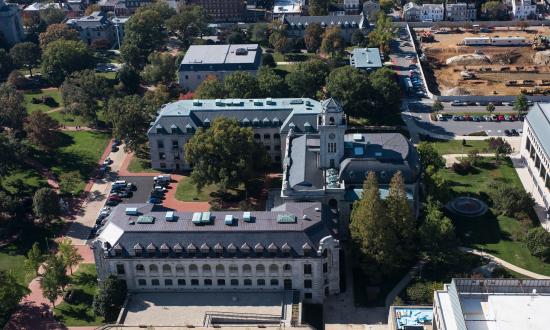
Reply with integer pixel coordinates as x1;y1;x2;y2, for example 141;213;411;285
108;194;122;202
498;115;505;121
464;115;472;121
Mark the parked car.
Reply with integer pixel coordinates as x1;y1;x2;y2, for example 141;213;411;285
118;190;133;198
493;101;503;106
464;115;472;121
511;129;519;136
504;129;511;136
451;100;462;106
111;144;118;152
103;158;112;165
498;115;505;121
472;116;480;122
106;199;119;206
148;197;161;204
483;115;491;121
108;194;122;202
436;114;446;121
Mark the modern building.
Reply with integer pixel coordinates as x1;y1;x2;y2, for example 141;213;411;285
66;11;116;47
362;0;380;21
272;0;303;19
446;2;476;21
349;47;383;71
0;0;24;47
280;99;421;235
92;202;340;304
177;44;262;91
283;14;367;42
182;0;245;22
511;0;536;20
433;278;550;330
147;98;323;170
520;102;550;211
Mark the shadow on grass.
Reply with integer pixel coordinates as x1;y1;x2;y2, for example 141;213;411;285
448;209;504;246
55;304;96;323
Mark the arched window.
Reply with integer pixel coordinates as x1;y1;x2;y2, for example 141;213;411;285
283;264;292;273
257;279;266;286
254;133;261;140
244;279;252;286
162;264;171;273
229;264;238;274
242;264;252;274
176;264;185;273
269;264;279;274
136;264;145;271
149;264;158;273
270;279;279;286
256;264;265;274
215;264;225;274
189;264;198;273
202;264;211;273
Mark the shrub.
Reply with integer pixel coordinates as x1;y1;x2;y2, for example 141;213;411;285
43;96;59;107
405;281;443;304
487;181;535;216
452;159;473;175
525;227;550;261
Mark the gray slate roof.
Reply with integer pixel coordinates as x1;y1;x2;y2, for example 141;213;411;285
287;135;324;190
526;103;550;160
97;202;335;258
284;14;366;29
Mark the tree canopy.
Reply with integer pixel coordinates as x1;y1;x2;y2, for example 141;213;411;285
24;111;60;149
195;76;226;99
61;69;110;123
285;59;329;98
106;95;151;152
304;23;323;53
39;24;79;49
525;227;550;261
268;20;291;53
10;42;40;77
257;66;287;97
39;7;66;26
166;5;210;48
0;83;26;131
223;72;259;98
308;0;328;15
0;49;13;81
0;270;30;324
33;188;60;223
93;275;127;321
418;198;458;264
121;8;165;68
320;27;344;57
326;66;371;117
41;40;94;85
141;52;177;85
184;118;270;191
368;13;396;53
416;142;445;171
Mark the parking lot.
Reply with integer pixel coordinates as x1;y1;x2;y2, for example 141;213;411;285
390;27;427;99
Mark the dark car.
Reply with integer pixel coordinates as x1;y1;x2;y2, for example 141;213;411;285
106;199;119;206
148;197;161;204
504;129;511;136
150;190;164;198
118;190;133;198
511;129;519;136
108;194;122;202
111;145;118;152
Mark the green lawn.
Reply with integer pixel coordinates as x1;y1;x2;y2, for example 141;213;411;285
440;157;550;276
48;111;90;127
0;167;48;196
34;131;110;194
175;177;218;201
430;139;491;155
127;155;158;173
22;89;62;113
272;52;317;62
55;264;103;327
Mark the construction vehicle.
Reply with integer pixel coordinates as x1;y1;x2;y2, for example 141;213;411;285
532;35;549;50
420;31;435;43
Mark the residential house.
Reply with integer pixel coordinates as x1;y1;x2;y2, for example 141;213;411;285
420;3;444;21
66;11;115;47
402;2;421;21
344;0;361;14
446;2;476;21
511;0;536;19
272;0;303;20
98;0;153;16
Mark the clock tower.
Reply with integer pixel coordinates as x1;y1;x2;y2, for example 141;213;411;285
318;98;346;169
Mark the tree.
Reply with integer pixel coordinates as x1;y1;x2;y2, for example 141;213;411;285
195;76;226;99
250;23;268;43
286;59;329;98
121;8;165;67
351;30;365;46
326;66;371;117
144;1;177;20
59;171;82;196
268;20;291;53
166;5;209;48
120;42;145;69
106;95;151;152
482;1;506;20
223;72;259;98
143;85;172;115
321;27;344;57
61;69;110;123
0;270;30;323
385;172;417;266
0;49;13;81
40;254;69;308
261;53;276;67
0;83;26;131
308;0;328;15
257;66;287;97
487;181;535;216
40;7;66;26
227;28;247;44
84;4;100;15
486;102;495;115
58;238;83;275
117;65;141;94
24;111;60;149
141;52;177;85
432;100;444;113
513;94;528;116
39;23;79;49
32;188;60;223
380;0;393;13
24;242;45;276
369;67;401;117
0;132;27;177
368;13;396;53
418;198;458;264
184;118;270;191
525;227;550;261
487;137;513;162
93;275;127;321
349;172;399;279
417;142;445;171
41;40;94;85
7;70;27;89
304;23;323;53
406;281;443;304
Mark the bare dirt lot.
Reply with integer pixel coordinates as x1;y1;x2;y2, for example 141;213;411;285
417;27;550;96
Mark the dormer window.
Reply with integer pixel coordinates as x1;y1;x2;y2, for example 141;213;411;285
160;243;170;257
281;243;291;256
214;243;223;255
155;124;163;134
203;118;210;128
185;124;194;134
302;243;312;256
241;243;251;255
146;243;156;256
134;243;143;257
254;243;264;255
187;243;197;256
268;243;278;256
113;243;123;257
170;124;178;134
173;243;183;255
227;243;237;255
200;243;210;254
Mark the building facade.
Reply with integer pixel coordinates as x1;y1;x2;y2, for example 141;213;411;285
446;2;476;21
420;4;444;21
66;11;116;47
182;0;245;22
98;0;153;16
178;44;262;91
272;0;303;19
511;0;536;20
402;2;421;21
520;103;550;211
147;98;323;170
283;14;367;42
93;202;340;304
0;0;24;47
343;0;361;14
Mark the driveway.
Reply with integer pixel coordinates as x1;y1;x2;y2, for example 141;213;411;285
119;176;155;204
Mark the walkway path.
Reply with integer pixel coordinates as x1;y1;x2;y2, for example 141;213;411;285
459;247;550;279
384;260;426;307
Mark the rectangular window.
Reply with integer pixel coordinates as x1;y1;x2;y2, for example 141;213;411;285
323;263;328;273
217;279;225;286
230;279;239;286
204;279;212;286
157;140;164;149
165;279;173;286
244;279;252;286
159;152;166;160
178;279;186;286
270;279;279;286
304;292;312;299
304;264;312;275
116;264;125;275
304;280;312;289
257;279;265;286
152;279;160;286
138;279;146;286
191;279;199;286
172;140;179;148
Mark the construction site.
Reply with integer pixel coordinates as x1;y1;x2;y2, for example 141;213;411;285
415;26;550;96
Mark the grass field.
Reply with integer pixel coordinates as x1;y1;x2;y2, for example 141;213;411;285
22;89;62;113
34;131;110;194
440;157;550;276
0;167;48;196
55;264;103;327
126;155;158;173
430;139;491;155
175;178;218;201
